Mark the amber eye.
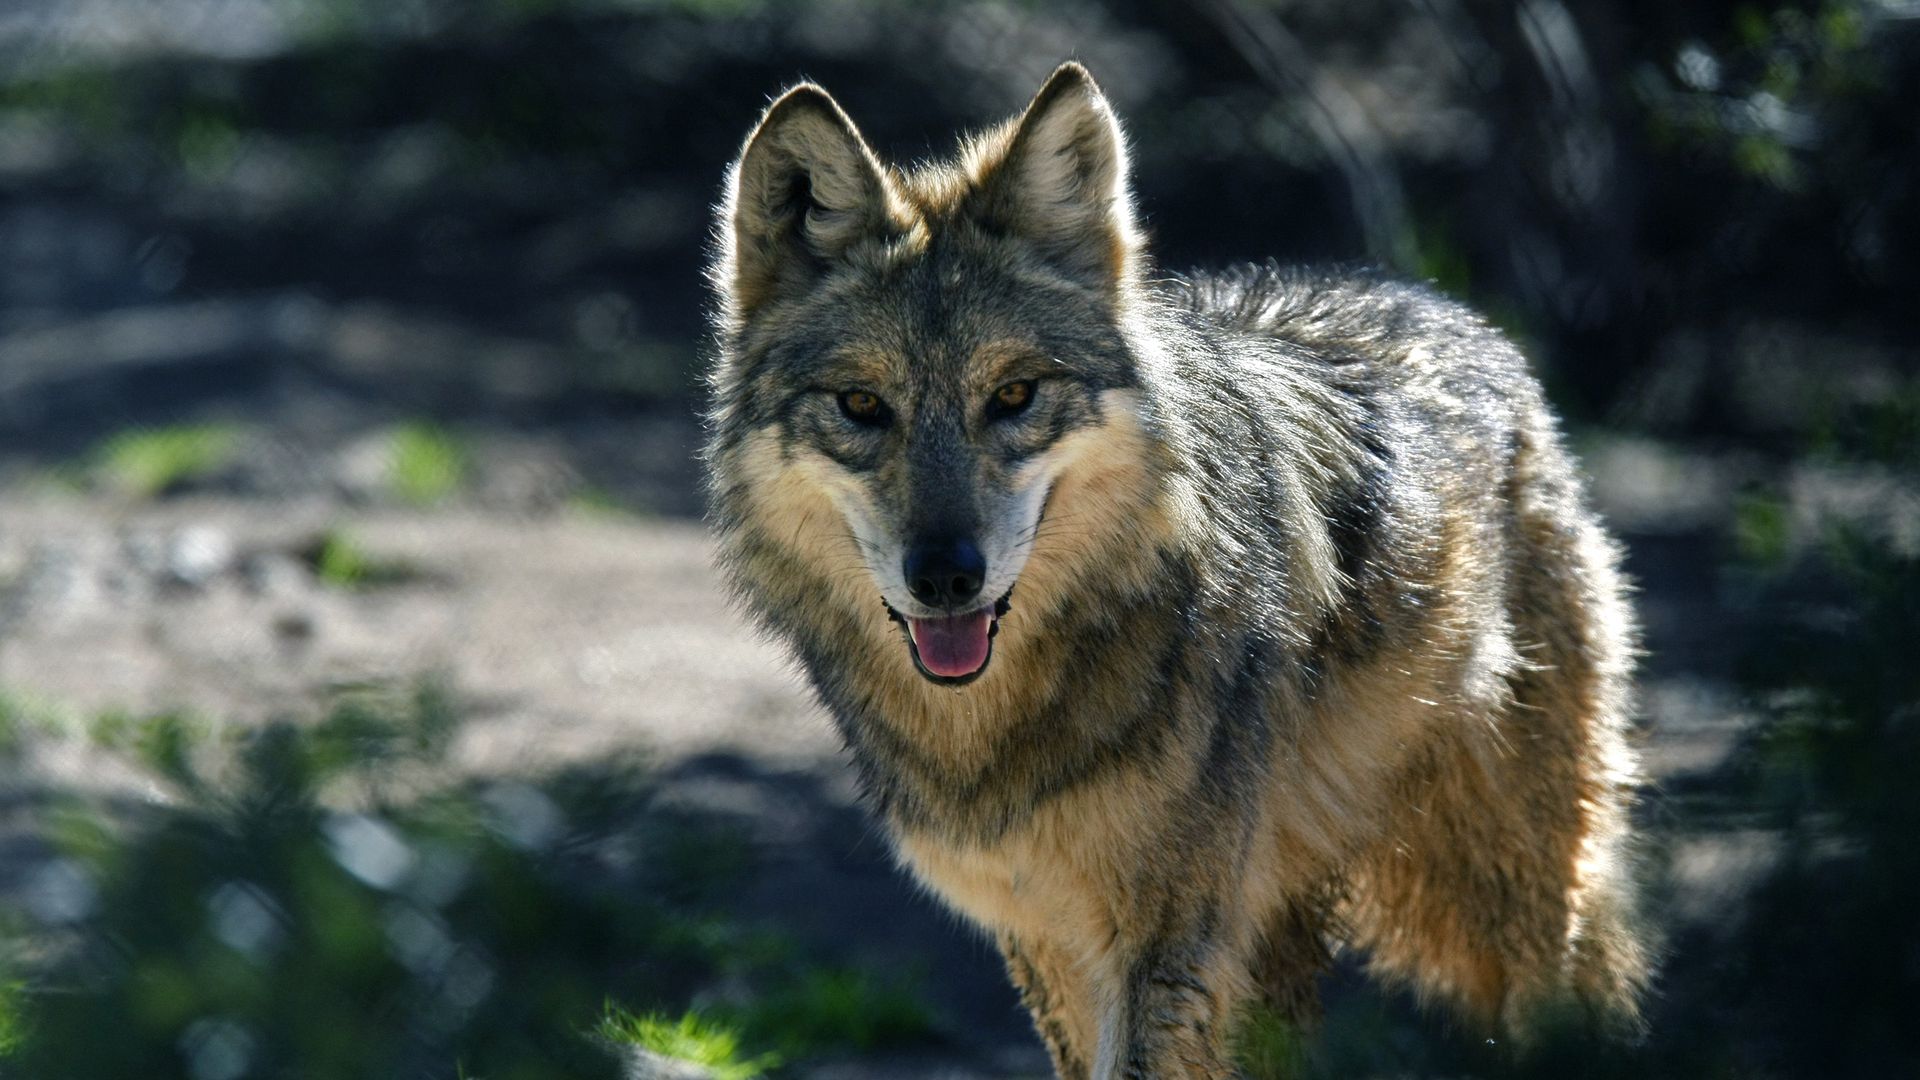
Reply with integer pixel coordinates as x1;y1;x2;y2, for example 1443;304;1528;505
837;389;889;426
988;380;1036;419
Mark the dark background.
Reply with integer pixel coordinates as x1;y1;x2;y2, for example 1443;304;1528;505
0;2;1916;1078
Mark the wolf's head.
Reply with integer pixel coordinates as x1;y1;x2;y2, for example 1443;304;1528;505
709;64;1160;688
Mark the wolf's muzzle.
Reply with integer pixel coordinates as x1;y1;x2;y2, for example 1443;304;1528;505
884;588;1013;687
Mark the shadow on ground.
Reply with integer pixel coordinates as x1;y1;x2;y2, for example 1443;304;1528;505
0;682;1044;1078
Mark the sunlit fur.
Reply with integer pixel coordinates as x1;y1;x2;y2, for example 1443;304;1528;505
706;63;1651;1079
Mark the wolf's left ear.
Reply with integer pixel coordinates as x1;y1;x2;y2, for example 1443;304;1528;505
722;85;903;321
969;63;1139;290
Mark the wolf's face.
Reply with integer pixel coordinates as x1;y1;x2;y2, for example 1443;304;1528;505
712;65;1147;686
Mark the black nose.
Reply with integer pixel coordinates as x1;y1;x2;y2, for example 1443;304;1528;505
904;537;986;609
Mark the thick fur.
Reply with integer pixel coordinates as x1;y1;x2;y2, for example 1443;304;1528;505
705;64;1649;1078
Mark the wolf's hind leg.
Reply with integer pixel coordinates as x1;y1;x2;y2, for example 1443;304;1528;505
1343;730;1583;1028
1000;932;1094;1080
1344;655;1647;1034
1346;426;1650;1036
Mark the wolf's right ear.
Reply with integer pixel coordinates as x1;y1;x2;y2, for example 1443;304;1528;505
966;63;1139;292
721;86;902;322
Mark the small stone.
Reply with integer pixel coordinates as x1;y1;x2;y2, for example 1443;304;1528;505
124;529;169;579
334;432;395;502
271;610;315;645
243;552;310;596
166;525;234;587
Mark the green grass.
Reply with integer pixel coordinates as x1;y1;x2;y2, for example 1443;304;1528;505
89;423;241;497
736;966;935;1057
1733;490;1793;567
566;487;650;520
86;709;210;789
387;422;468;505
307;530;419;589
0;690;73;758
600;1008;779;1080
649;915;795;979
1408;211;1472;298
0;977;25;1057
315;530;374;586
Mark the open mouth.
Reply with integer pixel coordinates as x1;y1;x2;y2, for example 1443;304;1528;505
883;589;1013;686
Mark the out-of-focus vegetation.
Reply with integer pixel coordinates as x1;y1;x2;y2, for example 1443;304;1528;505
305;528;422;588
738;967;936;1060
1696;389;1920;1076
87;424;243;497
388;422;469;506
0;683;938;1078
602;1009;782;1080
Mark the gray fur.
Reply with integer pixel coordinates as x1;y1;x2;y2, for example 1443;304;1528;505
706;64;1650;1078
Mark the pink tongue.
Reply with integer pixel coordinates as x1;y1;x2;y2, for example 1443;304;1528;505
908;609;994;678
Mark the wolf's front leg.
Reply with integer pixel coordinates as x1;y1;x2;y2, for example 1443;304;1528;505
1096;926;1245;1079
1000;931;1095;1080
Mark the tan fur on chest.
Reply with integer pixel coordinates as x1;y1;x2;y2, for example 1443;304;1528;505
894;755;1185;954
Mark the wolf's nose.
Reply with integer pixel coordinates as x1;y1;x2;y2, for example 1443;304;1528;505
904;537;986;609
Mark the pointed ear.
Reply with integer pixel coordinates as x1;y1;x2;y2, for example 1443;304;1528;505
721;85;902;320
969;63;1139;290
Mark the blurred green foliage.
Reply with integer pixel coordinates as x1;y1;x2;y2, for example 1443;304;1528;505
601;1008;780;1080
0;680;938;1078
0;691;69;760
1732;490;1792;567
314;530;378;587
566;487;652;520
735;967;934;1059
388;423;470;507
3;683;624;1079
1811;381;1920;471
88;708;214;790
1709;392;1920;1075
308;530;421;589
0;977;23;1057
1640;1;1882;192
89;424;242;498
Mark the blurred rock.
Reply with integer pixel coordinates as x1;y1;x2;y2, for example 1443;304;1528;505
242;551;310;596
334;430;397;504
163;524;233;587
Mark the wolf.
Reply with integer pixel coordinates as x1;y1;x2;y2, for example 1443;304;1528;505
704;63;1650;1078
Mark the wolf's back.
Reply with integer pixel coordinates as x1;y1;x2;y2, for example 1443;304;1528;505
1158;263;1649;1030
